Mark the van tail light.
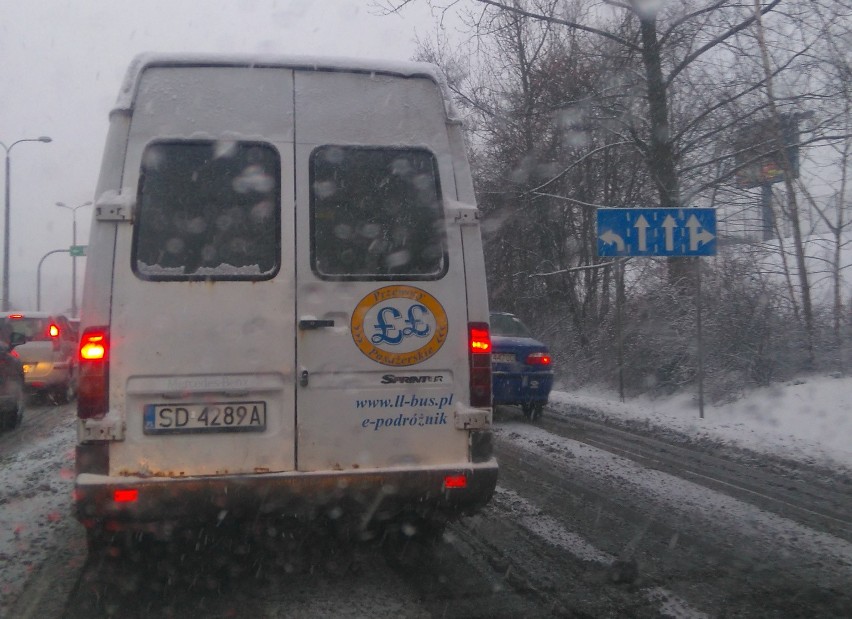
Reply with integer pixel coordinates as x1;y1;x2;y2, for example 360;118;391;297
443;474;467;489
526;352;552;366
114;488;138;503
78;327;109;419
468;322;491;407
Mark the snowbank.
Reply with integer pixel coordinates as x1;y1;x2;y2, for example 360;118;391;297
549;373;852;473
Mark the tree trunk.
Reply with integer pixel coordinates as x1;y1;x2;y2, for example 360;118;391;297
636;9;694;285
753;0;814;366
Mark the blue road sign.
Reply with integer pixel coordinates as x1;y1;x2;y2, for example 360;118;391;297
596;208;717;257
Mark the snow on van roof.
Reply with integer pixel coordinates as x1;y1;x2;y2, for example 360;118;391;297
116;52;460;121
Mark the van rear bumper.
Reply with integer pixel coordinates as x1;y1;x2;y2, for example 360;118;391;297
74;461;498;530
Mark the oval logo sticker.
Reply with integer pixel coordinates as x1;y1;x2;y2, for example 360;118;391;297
351;285;448;366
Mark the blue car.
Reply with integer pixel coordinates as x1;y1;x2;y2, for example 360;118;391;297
490;312;553;420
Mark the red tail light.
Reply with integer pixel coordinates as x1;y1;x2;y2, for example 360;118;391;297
443;474;467;489
469;324;491;353
526;352;552;366
78;327;109;419
114;488;138;503
48;323;61;351
468;322;491;407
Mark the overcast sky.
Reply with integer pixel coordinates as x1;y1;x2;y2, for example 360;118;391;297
0;0;441;314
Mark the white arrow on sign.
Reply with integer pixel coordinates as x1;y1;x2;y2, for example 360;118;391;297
634;215;649;251
661;215;676;251
686;215;715;251
599;230;625;252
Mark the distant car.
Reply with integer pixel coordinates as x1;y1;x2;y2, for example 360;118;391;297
0;331;26;430
3;312;77;404
490;312;553;420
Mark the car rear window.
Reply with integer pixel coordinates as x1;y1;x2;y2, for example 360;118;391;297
490;314;533;338
310;146;447;280
133;140;281;281
5;317;52;341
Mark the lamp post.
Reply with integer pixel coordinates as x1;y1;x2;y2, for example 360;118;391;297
56;201;92;317
1;136;52;311
37;248;70;312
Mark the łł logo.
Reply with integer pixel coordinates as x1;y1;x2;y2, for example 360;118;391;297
351;286;448;366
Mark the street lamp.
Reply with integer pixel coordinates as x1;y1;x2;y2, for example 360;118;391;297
37;248;70;312
1;136;52;311
55;201;92;317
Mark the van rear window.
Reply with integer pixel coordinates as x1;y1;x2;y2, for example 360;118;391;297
310;146;447;280
133;141;281;280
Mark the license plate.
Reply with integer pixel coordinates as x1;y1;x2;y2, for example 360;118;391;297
143;401;267;434
492;353;515;364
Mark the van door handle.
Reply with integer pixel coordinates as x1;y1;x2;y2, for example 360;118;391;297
299;319;335;330
300;369;309;387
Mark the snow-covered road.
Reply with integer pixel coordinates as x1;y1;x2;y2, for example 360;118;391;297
3;381;851;617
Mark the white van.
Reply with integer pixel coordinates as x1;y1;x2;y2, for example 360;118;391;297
74;54;497;548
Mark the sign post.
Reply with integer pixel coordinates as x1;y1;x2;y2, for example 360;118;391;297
596;207;717;417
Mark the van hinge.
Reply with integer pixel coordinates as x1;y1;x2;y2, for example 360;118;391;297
95;189;136;222
446;199;481;225
454;403;492;430
78;417;125;441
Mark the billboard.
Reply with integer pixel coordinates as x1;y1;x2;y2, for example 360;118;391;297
734;114;800;189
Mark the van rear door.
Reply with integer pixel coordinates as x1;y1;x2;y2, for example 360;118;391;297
293;70;471;471
106;66;297;477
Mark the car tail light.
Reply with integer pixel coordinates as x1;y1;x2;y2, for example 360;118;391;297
78;327;109;419
526;352;552;366
468;322;491;407
48;323;61;350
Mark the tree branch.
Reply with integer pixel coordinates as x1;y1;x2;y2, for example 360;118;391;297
658;0;729;48
665;0;783;87
472;0;640;50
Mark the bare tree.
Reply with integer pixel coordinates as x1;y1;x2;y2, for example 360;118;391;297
750;0;814;363
380;0;852;387
798;0;852;360
410;3;654;354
